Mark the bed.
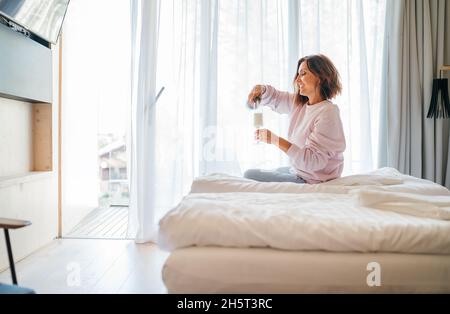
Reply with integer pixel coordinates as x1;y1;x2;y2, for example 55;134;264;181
157;168;450;293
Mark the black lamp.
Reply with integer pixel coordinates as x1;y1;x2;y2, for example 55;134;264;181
427;66;450;119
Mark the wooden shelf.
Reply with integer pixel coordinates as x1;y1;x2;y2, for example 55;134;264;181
0;102;53;188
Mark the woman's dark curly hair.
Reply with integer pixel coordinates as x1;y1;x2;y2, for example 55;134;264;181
293;54;342;106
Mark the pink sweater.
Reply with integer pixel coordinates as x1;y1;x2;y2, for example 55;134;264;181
260;85;346;184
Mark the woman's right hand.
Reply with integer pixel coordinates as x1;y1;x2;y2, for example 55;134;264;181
247;85;266;109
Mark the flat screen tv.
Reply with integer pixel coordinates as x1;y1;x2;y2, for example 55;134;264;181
0;0;70;44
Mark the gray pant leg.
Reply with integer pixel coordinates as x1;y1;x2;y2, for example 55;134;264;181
275;167;292;174
244;168;305;183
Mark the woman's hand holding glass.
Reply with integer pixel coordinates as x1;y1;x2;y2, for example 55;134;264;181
255;128;279;145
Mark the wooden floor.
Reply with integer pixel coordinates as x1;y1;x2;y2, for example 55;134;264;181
0;239;169;293
67;207;129;239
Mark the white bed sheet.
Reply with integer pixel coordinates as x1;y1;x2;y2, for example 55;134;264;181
158;192;450;254
162;247;450;293
158;168;450;254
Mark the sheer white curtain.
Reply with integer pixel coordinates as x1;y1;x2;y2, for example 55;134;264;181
129;0;386;242
128;0;160;242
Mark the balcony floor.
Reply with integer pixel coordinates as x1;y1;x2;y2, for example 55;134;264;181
66;206;129;239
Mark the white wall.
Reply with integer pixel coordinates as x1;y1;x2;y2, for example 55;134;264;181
0;43;60;274
0;99;33;176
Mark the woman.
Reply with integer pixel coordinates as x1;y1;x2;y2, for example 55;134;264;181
244;54;346;184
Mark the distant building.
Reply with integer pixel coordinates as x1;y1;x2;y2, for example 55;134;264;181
98;137;129;206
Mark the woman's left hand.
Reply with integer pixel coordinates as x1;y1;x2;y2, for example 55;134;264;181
255;128;278;145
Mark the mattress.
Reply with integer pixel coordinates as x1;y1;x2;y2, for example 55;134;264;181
162;247;450;293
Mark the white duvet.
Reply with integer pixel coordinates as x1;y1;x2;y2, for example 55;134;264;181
158;168;450;254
